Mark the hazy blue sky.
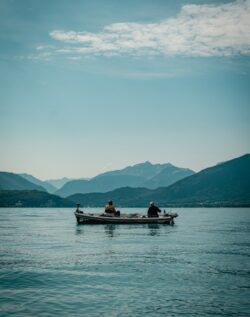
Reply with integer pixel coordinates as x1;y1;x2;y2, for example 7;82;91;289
0;0;249;180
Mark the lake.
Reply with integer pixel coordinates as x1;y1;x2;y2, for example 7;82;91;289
0;207;250;317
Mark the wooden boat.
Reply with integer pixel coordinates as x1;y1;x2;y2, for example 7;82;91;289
74;209;178;225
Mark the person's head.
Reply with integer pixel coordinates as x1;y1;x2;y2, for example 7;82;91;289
150;201;154;206
108;200;113;205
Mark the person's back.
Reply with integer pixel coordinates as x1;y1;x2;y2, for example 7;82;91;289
147;202;161;217
105;200;116;216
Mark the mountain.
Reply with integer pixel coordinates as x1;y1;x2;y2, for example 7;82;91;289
68;187;152;207
143;164;194;189
0;172;46;191
45;177;75;189
56;162;194;197
0;190;74;207
67;154;250;207
19;173;57;193
149;153;250;206
97;161;168;179
56;174;146;197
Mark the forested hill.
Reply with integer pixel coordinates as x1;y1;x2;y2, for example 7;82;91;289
148;153;250;206
19;173;57;193
0;172;46;191
0;190;73;207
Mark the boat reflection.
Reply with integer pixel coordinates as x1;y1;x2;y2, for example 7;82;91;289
75;227;84;235
75;223;170;238
104;224;117;238
146;224;160;236
104;223;161;238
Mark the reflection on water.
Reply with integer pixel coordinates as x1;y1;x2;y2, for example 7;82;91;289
75;223;167;238
75;227;84;235
147;224;160;236
104;224;116;238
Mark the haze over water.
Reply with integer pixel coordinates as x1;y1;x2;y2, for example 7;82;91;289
0;208;249;316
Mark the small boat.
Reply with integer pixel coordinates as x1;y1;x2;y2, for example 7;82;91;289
74;207;178;225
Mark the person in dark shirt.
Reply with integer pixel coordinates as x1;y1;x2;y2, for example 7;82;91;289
105;200;116;216
147;201;161;217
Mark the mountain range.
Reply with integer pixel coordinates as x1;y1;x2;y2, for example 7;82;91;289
19;173;57;193
68;154;250;207
55;162;194;197
0;154;249;207
0;172;46;192
45;177;75;189
0;190;72;207
0;162;194;197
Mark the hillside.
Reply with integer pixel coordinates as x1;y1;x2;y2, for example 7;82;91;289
97;161;168;179
45;177;75;189
0;190;74;207
56;175;145;197
20;173;57;193
67;154;250;207
56;162;194;197
68;187;152;207
0;172;46;192
144;165;194;189
149;153;250;206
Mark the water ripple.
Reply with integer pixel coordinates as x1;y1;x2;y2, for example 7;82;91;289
0;207;250;317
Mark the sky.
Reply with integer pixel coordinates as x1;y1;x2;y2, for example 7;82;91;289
0;0;249;180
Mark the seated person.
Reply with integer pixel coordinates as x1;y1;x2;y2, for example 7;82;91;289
105;201;117;216
147;201;161;218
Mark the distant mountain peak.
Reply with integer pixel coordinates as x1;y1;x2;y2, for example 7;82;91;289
67;154;250;207
55;161;194;197
124;161;152;168
45;177;75;189
0;172;46;192
142;161;152;165
19;173;57;193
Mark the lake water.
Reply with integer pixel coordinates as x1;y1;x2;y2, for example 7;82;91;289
0;207;250;317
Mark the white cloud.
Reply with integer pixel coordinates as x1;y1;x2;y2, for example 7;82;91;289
48;0;250;57
67;56;81;60
28;52;53;61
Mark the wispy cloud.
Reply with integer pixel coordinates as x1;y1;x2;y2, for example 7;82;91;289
32;0;250;61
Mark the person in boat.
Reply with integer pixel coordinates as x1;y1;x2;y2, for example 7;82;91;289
105;201;117;216
147;201;161;217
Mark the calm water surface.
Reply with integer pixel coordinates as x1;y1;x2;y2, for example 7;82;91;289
0;208;250;317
